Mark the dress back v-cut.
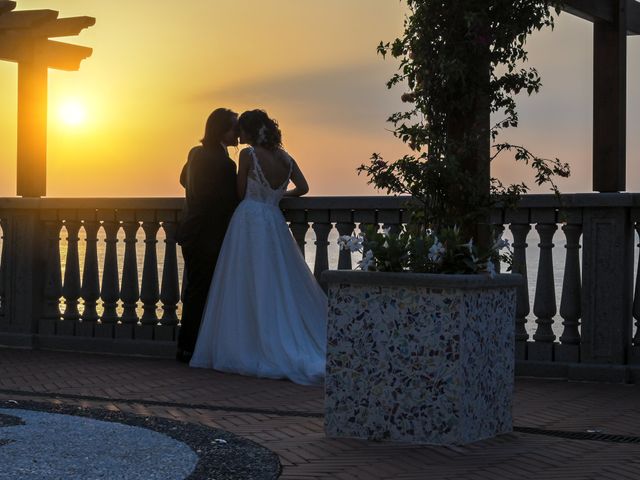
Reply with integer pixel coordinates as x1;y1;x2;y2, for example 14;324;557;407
189;147;327;386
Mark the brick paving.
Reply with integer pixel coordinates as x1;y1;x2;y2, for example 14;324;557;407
1;348;640;479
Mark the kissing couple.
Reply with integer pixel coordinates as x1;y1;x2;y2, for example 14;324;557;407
175;108;326;386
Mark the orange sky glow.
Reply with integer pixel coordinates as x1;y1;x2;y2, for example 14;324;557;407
0;1;639;197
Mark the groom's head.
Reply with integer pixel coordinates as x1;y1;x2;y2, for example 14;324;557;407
202;108;239;149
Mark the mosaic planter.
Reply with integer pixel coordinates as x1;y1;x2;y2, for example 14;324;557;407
321;270;523;445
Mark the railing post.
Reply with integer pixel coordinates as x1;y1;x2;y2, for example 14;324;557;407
0;210;47;347
39;219;63;335
556;214;583;363
630;220;639;360
79;218;101;334
355;209;378;262
140;220;160;328
379;209;403;237
61;218;81;335
159;220;180;339
581;206;634;365
119;219;140;331
334;213;355;270
506;209;531;361
97;218;119;336
0;217;7;324
309;210;331;286
529;211;558;362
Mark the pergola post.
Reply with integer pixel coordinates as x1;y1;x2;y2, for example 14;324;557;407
561;0;638;366
0;3;94;197
17;60;48;197
593;0;627;192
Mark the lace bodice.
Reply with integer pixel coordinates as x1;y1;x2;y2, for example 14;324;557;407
244;147;292;206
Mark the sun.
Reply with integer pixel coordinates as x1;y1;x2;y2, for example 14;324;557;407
58;100;87;126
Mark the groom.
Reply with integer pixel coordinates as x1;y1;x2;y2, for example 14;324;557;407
176;108;240;363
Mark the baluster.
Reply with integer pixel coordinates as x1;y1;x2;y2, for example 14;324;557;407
360;220;380;265
160;221;180;326
380;208;402;237
510;223;531;352
336;221;355;270
0;218;6;321
80;220;100;324
40;220;63;334
290;222;309;258
493;223;504;273
383;223;402;236
312;222;332;283
120;221;140;324
558;223;582;359
140;221;160;325
354;208;379;270
530;222;557;360
100;220;120;324
633;222;640;346
62;220;82;325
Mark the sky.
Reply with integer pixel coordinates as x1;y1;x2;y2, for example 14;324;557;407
0;1;638;197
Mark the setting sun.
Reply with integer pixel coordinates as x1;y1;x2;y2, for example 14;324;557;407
58;100;87;126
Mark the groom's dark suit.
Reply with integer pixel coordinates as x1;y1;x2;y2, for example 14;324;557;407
177;144;238;356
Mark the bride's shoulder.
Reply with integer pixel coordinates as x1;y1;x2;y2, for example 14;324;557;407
239;147;254;158
238;147;254;167
276;148;295;166
275;148;292;160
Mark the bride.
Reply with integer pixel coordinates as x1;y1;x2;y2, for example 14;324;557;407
189;109;327;386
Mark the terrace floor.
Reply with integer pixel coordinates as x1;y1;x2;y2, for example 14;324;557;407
1;348;640;479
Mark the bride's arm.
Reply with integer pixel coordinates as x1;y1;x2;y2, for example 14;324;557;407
236;149;252;199
283;156;309;197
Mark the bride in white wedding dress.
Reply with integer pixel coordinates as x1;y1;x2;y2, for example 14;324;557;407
189;110;327;386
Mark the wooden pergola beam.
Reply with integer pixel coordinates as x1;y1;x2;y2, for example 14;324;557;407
563;0;615;23
27;16;96;38
42;40;93;71
0;9;58;29
562;0;640;34
0;32;93;71
628;0;640;35
0;0;16;15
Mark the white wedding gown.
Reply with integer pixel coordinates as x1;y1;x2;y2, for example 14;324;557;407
189;147;327;385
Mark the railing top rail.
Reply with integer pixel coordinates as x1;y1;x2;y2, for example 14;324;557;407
0;193;639;211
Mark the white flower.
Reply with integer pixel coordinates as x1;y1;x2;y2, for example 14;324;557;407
494;237;510;250
337;235;351;250
349;235;365;252
357;249;375;271
337;235;364;253
485;260;497;278
428;237;446;263
461;238;478;262
382;227;391;237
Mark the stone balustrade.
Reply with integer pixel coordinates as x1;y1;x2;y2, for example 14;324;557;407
0;194;639;381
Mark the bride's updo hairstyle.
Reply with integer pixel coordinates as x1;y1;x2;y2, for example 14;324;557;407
239;109;283;151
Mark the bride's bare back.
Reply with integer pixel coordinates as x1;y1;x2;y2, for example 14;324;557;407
237;146;309;199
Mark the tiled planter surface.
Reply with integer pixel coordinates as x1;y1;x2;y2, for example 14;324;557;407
322;271;522;445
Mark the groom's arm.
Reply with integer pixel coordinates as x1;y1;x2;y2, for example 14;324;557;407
236;149;251;200
179;161;188;188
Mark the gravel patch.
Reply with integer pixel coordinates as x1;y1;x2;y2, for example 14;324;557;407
0;400;281;480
